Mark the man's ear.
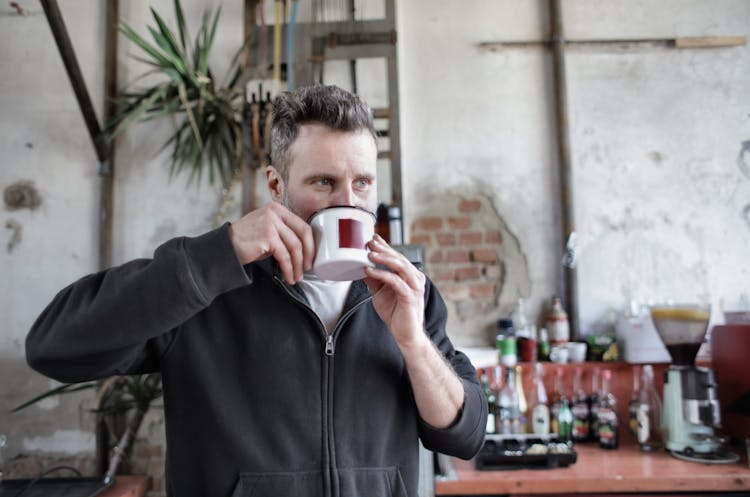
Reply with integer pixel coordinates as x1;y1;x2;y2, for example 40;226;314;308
266;165;284;202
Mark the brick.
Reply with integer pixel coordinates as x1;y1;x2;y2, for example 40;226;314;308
483;264;502;279
485;230;503;244
412;217;443;231
446;250;471;263
455;266;481;280
459;231;483;244
447;216;471;230
428;250;444;264
440;284;470;301
431;268;455;281
409;234;432;246
459;199;482;212
436;233;456;246
475;299;498;313
455;301;474;319
472;248;497;263
470;282;496;299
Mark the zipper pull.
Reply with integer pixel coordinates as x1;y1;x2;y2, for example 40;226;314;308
325;334;334;356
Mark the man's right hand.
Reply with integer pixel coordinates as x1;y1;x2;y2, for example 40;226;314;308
229;201;315;284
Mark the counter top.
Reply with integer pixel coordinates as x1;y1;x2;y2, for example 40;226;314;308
100;475;151;497
435;441;750;495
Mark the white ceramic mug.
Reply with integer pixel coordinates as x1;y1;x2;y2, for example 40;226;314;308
308;206;376;281
567;341;587;363
550;345;569;364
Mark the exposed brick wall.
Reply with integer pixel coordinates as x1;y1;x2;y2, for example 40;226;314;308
130;438;166;497
411;196;506;322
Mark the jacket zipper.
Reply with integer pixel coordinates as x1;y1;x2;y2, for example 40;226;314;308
273;277;372;497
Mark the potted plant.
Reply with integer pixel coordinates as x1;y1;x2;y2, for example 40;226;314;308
106;0;247;188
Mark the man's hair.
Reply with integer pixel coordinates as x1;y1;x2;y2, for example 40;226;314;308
271;85;377;181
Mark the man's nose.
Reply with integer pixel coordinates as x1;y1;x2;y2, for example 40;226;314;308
334;185;356;206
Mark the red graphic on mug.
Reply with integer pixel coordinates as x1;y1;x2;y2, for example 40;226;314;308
338;218;365;249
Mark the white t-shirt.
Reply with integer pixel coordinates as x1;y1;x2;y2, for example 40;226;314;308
297;273;352;334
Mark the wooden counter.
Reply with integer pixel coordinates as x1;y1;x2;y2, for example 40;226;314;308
100;475;151;497
435;441;750;495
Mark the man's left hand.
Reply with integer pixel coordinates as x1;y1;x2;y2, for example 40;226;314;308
363;235;427;348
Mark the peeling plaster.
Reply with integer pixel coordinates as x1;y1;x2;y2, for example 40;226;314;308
22;430;95;455
411;185;531;345
5;218;21;252
739;139;750;180
4;180;41;211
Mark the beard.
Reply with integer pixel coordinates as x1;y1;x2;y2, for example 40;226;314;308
281;187;306;221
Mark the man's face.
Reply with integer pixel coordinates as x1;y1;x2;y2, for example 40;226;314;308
269;123;378;221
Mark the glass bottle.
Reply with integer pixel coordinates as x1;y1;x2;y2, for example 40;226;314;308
550;367;565;434
512;298;529;336
596;369;619;449
529;363;550;435
496;319;517;368
546;296;570;346
588;366;601;442
515;364;528;433
636;365;663;451
497;366;522;434
628;365;642;439
537;327;551;361
480;370;497;434
557;397;574;446
571;366;590;443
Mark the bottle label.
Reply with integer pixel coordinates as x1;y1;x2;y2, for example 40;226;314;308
597;409;619;447
532;404;550;434
636;406;650;444
487;413;496;434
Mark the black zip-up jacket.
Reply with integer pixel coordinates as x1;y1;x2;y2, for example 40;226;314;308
26;224;487;497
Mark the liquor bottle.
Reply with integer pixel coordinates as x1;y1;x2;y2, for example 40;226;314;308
480;370;497;434
588;367;601;441
496;319;517;368
497;367;522;434
636;365;663;451
545;296;570;346
557;397;574;446
571;366;590;443
550;367;565;434
515;364;529;433
537;327;551;361
596;369;619;449
628;365;642;439
529;363;550;435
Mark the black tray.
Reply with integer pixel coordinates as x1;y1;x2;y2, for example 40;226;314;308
0;477;111;497
475;435;578;470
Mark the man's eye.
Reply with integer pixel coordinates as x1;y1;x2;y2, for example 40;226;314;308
355;179;371;189
317;178;332;186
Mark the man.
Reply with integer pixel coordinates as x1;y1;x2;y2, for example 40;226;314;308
26;85;487;497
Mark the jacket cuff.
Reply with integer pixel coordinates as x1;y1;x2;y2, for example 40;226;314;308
182;223;251;304
418;379;487;460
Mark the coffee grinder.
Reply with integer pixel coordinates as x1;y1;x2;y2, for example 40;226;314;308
650;304;738;463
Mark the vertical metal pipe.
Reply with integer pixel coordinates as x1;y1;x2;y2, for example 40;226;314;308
40;0;109;163
100;0;119;271
549;0;579;337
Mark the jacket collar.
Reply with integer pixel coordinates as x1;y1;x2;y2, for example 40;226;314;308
256;257;372;310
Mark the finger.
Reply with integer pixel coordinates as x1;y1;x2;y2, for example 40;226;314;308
268;234;296;284
364;265;416;299
274;217;306;282
367;240;424;291
274;205;315;271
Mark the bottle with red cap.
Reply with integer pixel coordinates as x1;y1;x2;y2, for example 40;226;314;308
596;369;620;449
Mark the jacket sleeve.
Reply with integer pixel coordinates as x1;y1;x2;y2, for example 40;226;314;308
417;278;488;460
26;223;251;383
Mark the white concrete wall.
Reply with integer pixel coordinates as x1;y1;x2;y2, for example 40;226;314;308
398;0;750;331
1;0;749;466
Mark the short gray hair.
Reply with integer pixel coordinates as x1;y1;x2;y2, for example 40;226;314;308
271;85;377;181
